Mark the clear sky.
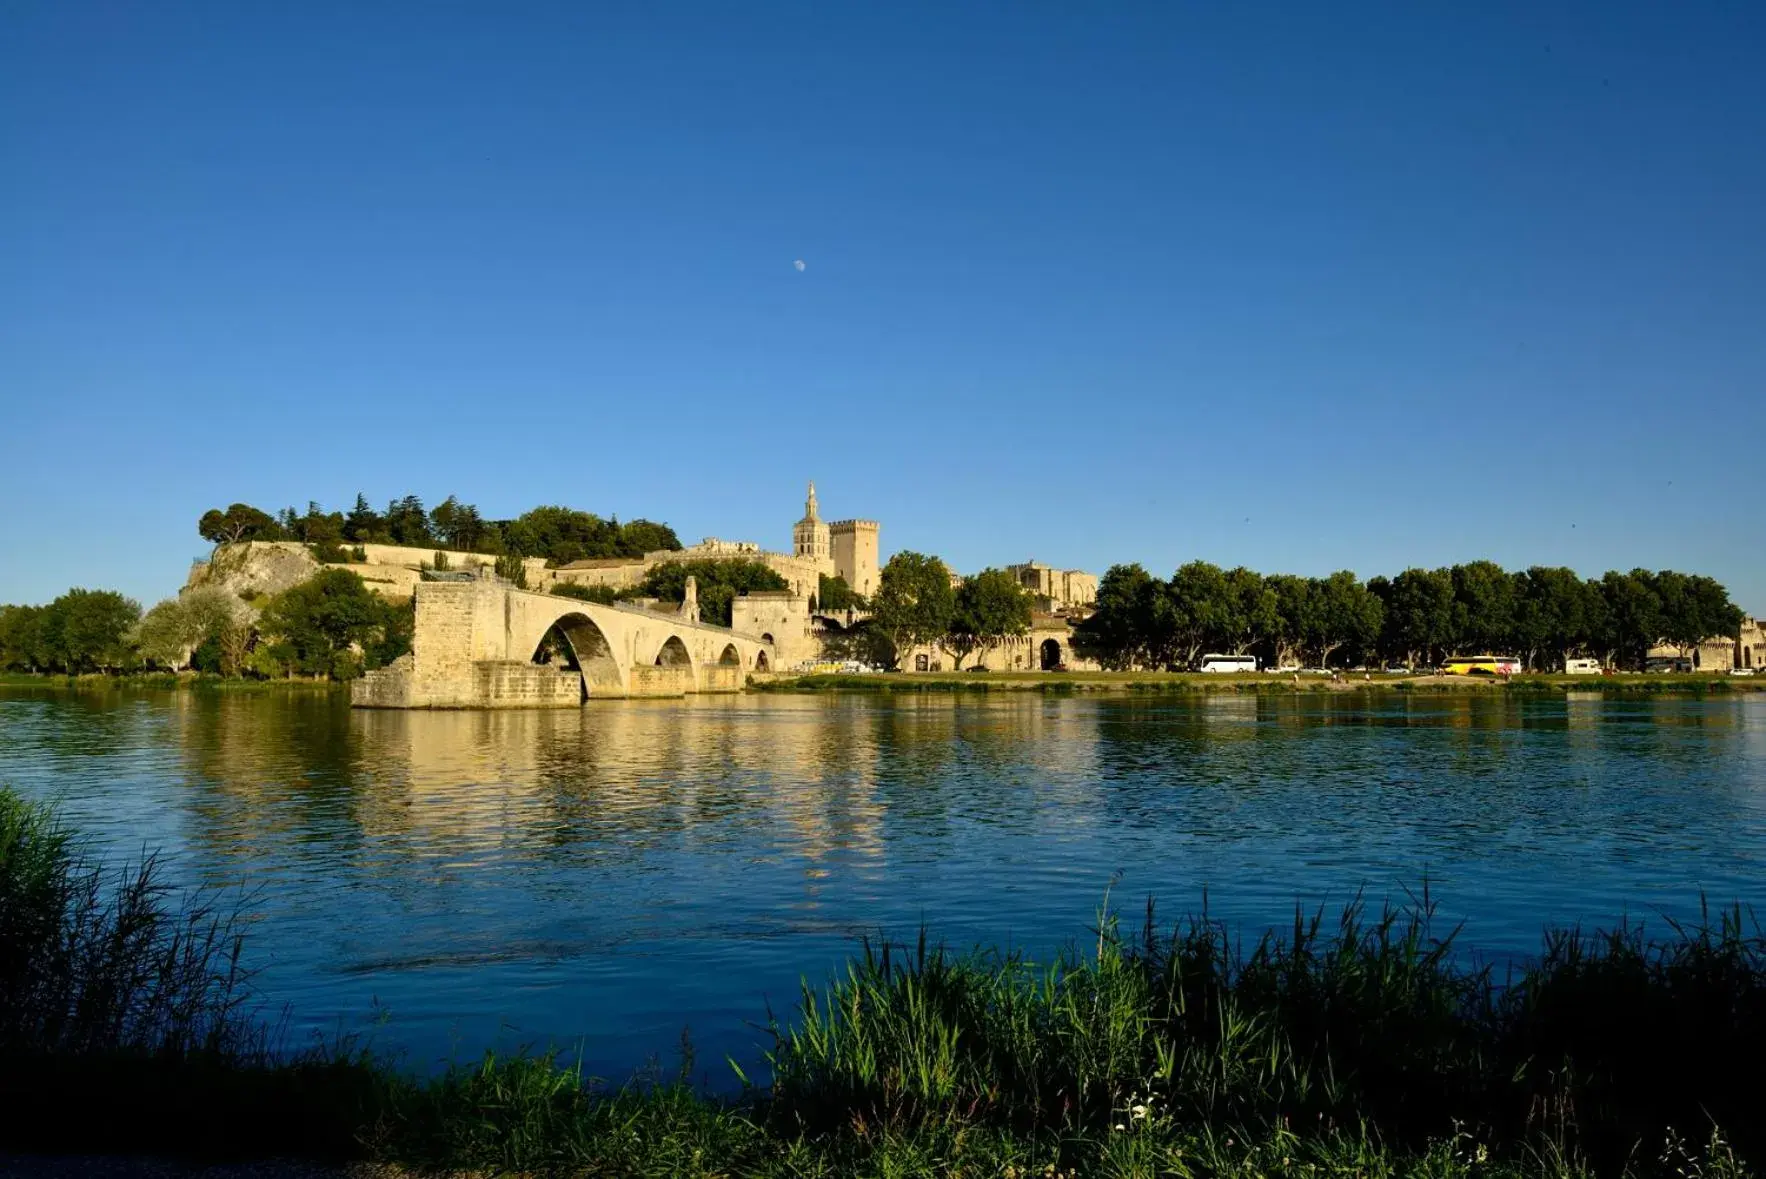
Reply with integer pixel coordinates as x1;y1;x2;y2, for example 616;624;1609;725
3;2;1762;611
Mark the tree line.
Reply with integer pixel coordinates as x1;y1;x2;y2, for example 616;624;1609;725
1072;561;1745;672
817;552;1033;670
198;497;682;566
1;570;411;682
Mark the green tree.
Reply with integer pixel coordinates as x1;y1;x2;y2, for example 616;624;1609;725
1166;561;1233;668
1265;574;1315;669
494;553;529;589
1450;561;1516;654
428;496;467;549
616;519;683;557
36;589;141;673
1512;567;1590;669
637;560;789;627
129;588;239;671
1307;571;1383;669
1653;570;1743;670
1383;567;1456;666
197;503;282;546
500;506;612;565
283;502;344;545
1072;564;1156;670
256;569;402;680
1596;569;1662;669
816;573;864;613
870;552;956;670
944;568;1033;670
0;605;46;672
1221;566;1278;657
384;495;433;547
342;494;385;543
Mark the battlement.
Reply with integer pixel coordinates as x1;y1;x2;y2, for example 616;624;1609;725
828;519;879;530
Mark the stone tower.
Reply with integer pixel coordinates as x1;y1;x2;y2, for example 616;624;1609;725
792;481;831;565
830;518;881;599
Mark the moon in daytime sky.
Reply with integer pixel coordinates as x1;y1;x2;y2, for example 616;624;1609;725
793;259;806;271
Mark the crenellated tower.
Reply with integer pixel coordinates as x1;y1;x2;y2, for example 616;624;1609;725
829;518;880;599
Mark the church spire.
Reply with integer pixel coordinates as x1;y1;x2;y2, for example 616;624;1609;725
805;480;820;521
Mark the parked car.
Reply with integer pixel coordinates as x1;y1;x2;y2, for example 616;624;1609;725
1383;665;1410;674
966;666;991;673
1298;667;1329;676
1732;667;1757;677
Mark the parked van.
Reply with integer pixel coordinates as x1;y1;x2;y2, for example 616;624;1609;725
1564;658;1602;675
1198;654;1258;673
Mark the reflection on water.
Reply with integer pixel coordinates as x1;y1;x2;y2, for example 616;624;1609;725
1;687;1763;1081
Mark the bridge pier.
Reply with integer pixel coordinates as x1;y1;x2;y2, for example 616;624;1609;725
351;578;771;709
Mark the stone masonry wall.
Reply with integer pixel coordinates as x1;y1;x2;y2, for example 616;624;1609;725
628;664;694;697
473;661;583;707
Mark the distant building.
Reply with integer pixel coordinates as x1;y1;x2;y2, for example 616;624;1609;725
551;482;880;601
1006;562;1099;612
1645;616;1765;672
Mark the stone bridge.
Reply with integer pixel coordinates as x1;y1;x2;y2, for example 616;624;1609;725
352;577;775;708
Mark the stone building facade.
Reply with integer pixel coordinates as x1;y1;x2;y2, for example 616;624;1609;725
1006;562;1099;611
1645;616;1766;672
892;615;1099;674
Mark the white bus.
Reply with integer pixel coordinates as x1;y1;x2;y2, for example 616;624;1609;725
1198;654;1258;673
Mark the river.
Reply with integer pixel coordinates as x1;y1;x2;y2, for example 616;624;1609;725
2;686;1762;1083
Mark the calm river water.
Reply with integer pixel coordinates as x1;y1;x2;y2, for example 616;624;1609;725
2;687;1763;1082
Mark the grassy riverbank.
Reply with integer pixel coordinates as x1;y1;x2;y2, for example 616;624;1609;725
3;787;1763;1177
759;669;1766;695
0;670;344;692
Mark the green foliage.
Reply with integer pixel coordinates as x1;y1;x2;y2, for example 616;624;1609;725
204;493;685;567
197;503;283;545
870;552;956;668
1077;561;1746;672
944;568;1033;669
1072;563;1161;670
0;789;255;1059
501;505;682;566
638;560;788;627
0;604;47;672
128;588;240;672
279;502;345;544
816;572;864;612
5;589;143;673
255;569;409;679
768;894;1766;1175
550;582;620;605
494;553;529;589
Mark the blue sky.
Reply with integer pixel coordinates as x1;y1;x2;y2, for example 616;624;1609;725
3;1;1762;611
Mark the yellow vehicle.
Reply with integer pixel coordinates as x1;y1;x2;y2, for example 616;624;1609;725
1442;654;1522;676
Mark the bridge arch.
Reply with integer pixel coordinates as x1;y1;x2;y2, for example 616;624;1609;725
544;612;625;698
718;643;741;666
